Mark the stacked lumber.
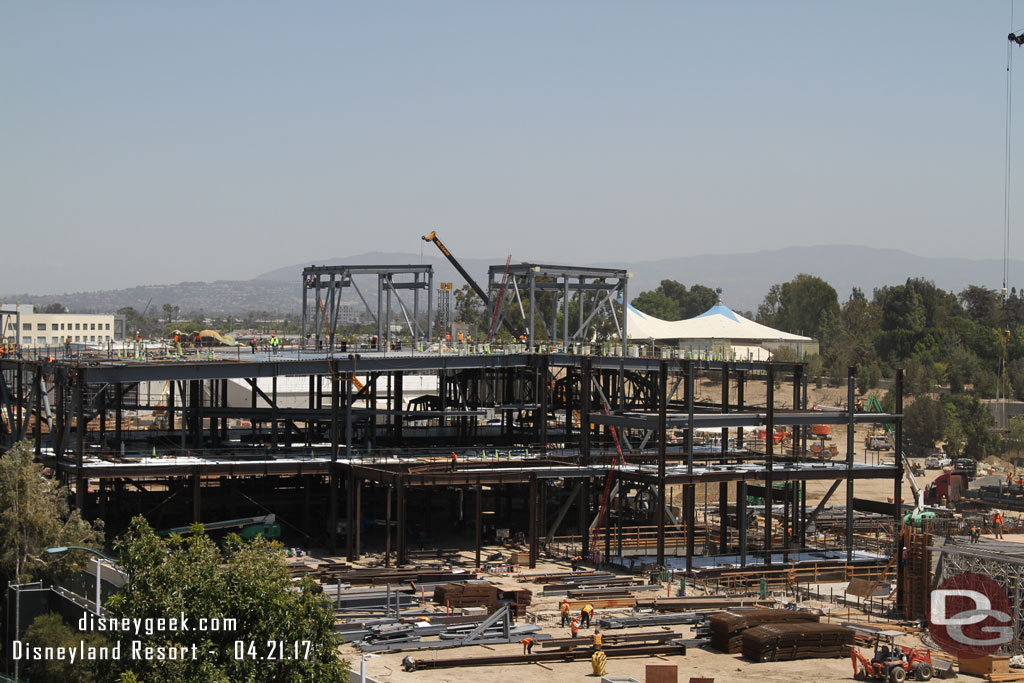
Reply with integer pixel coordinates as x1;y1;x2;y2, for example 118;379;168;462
432;582;532;614
741;622;853;662
709;609;820;653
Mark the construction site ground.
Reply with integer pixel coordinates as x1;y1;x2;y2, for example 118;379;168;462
332;551;934;683
327;384;1019;680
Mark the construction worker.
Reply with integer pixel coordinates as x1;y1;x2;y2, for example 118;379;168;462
969;524;979;543
249;336;258;354
591;629;603;650
450;451;458;472
269;334;280;355
570;617;580;638
580;603;594;629
174;332;182;355
571;555;582;572
521;637;535;654
994;510;1005;539
559;598;571;626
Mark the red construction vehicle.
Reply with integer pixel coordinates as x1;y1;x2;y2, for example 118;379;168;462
924;470;969;506
851;632;938;682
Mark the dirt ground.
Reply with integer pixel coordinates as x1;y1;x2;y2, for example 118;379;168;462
338;554;915;683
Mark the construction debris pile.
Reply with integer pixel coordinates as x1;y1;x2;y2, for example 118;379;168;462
709;608;820;654
741;622;854;662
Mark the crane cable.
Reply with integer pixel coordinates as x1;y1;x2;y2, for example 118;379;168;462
1004;1;1015;300
1001;1;1016;401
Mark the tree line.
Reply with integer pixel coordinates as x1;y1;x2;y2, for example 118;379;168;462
633;275;1024;460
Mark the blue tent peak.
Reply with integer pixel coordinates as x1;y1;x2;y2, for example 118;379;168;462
695;304;740;322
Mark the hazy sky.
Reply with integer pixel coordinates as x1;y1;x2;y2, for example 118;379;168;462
2;1;1021;295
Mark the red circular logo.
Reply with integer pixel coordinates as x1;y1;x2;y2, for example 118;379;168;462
928;572;1012;658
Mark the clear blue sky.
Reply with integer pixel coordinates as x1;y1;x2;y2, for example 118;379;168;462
1;1;1020;294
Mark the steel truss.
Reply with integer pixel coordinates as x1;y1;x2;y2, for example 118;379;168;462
301;264;434;351
486;264;630;354
935;542;1024;654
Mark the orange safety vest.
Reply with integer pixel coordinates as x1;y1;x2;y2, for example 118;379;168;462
583;604;594;616
560;602;569;614
592;633;602;647
995;514;1004;525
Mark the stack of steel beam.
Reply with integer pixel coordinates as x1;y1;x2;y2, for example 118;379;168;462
709;609;820;653
741;622;853;662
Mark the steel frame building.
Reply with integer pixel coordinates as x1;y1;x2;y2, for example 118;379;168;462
301;264;434;351
485;264;630;354
0;347;907;604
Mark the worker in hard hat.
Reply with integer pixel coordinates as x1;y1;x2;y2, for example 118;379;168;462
580;603;594;629
591;629;603;650
994;510;1005;539
559;598;571;626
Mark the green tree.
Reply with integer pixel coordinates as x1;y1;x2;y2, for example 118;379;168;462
756;274;839;340
959;285;1003;328
902;397;947;456
630;280;719;320
0;440;104;583
104;517;347;682
1006;415;1024;461
630;290;679;320
943;394;998;459
454;284;487;336
22;612;109;682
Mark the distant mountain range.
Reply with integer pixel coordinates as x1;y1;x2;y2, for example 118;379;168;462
3;245;1019;317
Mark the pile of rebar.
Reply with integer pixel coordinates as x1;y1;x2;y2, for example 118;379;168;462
741;622;853;662
709;609;820;653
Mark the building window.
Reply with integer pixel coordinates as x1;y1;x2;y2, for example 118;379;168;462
23;322;31;330
60;323;65;330
105;323;111;330
75;323;80;330
37;323;45;330
36;336;45;344
51;323;58;330
90;323;95;330
22;336;30;345
51;336;59;344
75;335;80;341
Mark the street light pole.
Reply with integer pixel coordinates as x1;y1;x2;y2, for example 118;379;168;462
360;653;379;683
45;546;119;615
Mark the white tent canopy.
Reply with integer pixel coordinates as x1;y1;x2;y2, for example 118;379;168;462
626;303;814;344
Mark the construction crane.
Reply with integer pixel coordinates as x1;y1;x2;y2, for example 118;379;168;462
421;231;490;305
421;231;521;337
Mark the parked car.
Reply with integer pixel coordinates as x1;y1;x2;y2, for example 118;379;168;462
925;454;952;469
953;457;978;479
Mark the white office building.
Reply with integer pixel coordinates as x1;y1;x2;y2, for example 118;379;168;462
0;304;117;349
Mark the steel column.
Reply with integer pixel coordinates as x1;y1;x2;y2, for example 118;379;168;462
895;368;905;616
846;366;856;563
656;359;668;567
